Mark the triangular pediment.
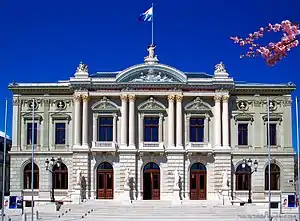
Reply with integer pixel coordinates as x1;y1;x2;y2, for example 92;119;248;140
138;97;166;111
185;97;211;111
92;97;118;111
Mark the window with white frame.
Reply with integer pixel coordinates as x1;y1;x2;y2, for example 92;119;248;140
233;113;254;147
22;113;42;149
51;113;70;147
97;116;114;141
262;113;282;147
185;114;209;144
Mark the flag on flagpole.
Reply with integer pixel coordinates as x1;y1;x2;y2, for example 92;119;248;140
139;6;153;22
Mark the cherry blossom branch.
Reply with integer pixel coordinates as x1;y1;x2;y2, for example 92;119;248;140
230;20;300;66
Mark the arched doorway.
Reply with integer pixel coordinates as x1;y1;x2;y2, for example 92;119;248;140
143;162;160;200
97;162;113;199
190;162;207;200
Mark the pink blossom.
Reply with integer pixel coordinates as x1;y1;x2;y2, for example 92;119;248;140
230;20;300;66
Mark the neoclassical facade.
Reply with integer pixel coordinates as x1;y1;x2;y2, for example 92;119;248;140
8;46;296;204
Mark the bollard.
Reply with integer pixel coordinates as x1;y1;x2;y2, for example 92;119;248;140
22;213;27;221
36;211;39;219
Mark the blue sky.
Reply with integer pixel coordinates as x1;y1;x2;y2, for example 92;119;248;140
0;0;299;148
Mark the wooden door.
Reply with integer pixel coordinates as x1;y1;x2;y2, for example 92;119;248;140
97;171;113;199
151;172;160;200
190;172;206;200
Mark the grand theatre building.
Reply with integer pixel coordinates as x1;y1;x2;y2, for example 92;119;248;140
8;46;295;203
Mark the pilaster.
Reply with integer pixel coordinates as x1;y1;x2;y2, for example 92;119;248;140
12;96;20;151
222;95;230;148
74;94;81;147
42;98;50;150
214;95;222;147
168;94;175;148
82;94;89;148
176;95;183;148
120;94;128;148
128;94;135;148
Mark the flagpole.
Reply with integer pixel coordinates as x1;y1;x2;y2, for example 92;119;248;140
296;96;300;221
1;99;8;221
31;99;35;221
267;97;271;221
151;2;154;45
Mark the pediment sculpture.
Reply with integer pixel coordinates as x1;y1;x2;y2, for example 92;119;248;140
185;97;211;111
92;97;118;111
138;97;166;110
130;69;175;83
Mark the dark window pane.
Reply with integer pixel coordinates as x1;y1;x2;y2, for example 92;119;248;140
265;164;280;190
53;163;68;189
268;123;277;146
238;124;248;146
144;117;159;142
235;164;251;191
55;123;66;145
27;123;37;145
98;117;113;141
23;163;39;189
189;118;204;142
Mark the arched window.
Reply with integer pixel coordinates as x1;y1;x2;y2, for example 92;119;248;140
144;162;159;171
235;163;251;191
53;162;68;189
265;163;280;190
23;162;39;189
190;162;206;171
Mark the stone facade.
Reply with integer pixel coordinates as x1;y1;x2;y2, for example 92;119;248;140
8;46;296;204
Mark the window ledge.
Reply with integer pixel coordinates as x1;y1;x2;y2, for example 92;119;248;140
263;145;281;149
91;141;117;152
139;142;164;152
186;142;212;151
235;145;252;149
25;145;40;150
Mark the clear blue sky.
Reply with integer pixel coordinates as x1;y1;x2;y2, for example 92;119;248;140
0;0;299;149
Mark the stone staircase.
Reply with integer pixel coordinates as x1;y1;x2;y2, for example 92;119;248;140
6;200;298;220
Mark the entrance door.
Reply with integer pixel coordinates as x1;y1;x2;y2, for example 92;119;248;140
143;162;160;200
97;162;113;199
190;163;207;200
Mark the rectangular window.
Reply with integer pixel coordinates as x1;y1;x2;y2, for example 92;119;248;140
144;117;159;142
27;123;37;145
98;117;113;141
55;123;66;145
269;123;277;146
238;123;248;145
189;118;204;142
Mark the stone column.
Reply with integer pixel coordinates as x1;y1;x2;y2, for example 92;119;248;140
74;94;81;146
176;95;183;147
113;114;117;143
159;113;163;143
12;97;20;150
168;94;175;147
128;94;135;147
92;115;97;143
185;113;191;145
214;95;222;147
82;94;89;147
139;113;144;144
222;95;230;147
120;94;128;146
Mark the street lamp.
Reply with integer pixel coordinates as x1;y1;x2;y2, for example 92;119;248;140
242;158;258;204
45;157;62;202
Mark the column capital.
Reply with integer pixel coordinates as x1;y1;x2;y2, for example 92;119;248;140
168;94;176;101
120;94;128;101
13;97;20;106
74;94;81;102
214;95;222;102
176;95;183;102
222;95;230;101
82;94;90;102
128;94;136;101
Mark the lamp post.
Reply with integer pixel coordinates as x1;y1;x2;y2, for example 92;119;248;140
45;157;62;202
242;158;258;204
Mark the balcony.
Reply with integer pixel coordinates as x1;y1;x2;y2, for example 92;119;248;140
139;142;165;152
185;142;213;153
91;141;117;152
